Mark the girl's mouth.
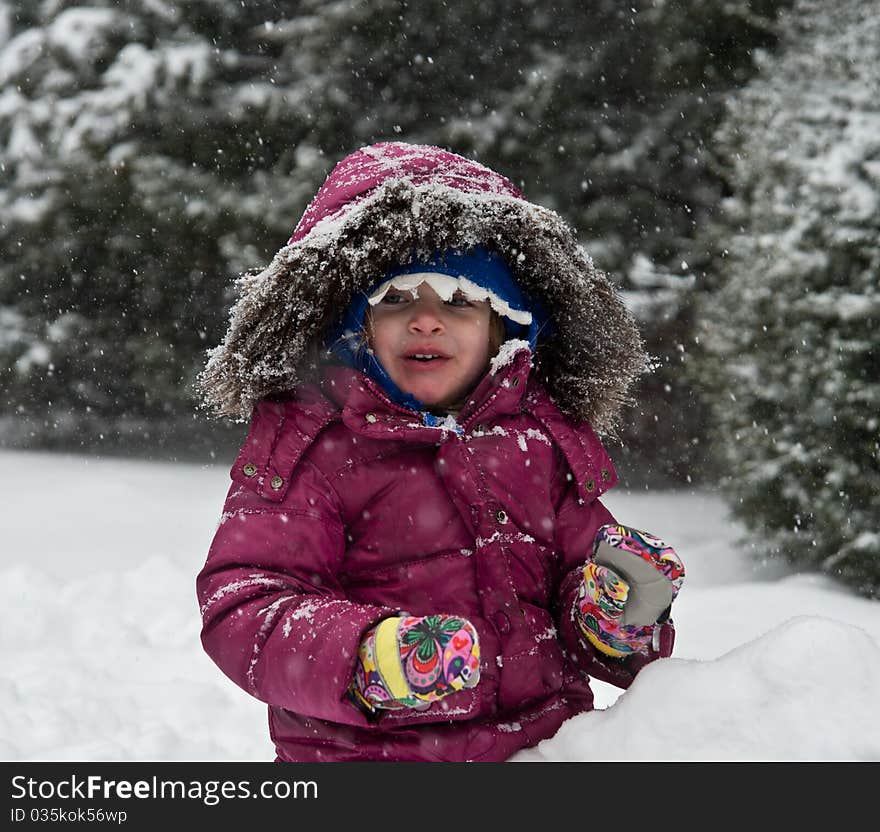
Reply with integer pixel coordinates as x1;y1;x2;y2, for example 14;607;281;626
402;352;452;370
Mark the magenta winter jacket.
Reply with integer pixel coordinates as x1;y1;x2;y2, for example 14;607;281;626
197;349;674;762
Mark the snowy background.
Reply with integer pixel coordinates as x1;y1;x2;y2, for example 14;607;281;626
2;448;878;762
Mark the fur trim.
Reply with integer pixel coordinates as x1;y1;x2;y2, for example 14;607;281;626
197;179;649;436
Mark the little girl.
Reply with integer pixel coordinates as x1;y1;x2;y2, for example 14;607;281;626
196;141;685;762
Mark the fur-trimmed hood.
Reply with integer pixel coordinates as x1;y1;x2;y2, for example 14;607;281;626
197;141;648;436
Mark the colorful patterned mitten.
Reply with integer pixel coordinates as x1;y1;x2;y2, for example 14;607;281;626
574;524;685;658
349;614;480;712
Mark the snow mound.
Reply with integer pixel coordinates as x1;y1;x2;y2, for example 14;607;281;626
513;615;880;761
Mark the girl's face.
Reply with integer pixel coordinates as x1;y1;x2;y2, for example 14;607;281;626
367;281;494;409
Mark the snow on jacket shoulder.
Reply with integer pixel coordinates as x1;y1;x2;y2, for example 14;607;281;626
197;348;668;762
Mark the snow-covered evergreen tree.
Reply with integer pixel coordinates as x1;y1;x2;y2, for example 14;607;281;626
0;0;322;453
695;0;880;596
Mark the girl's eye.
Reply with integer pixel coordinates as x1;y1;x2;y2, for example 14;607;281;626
382;292;409;305
446;293;472;307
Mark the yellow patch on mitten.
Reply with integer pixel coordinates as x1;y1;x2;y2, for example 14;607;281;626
578;619;631;658
373;617;410;699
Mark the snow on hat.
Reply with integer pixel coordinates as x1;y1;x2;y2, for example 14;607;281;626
370;249;533;328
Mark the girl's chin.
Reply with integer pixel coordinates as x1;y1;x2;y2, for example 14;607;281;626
393;379;463;409
406;388;456;408
387;360;485;410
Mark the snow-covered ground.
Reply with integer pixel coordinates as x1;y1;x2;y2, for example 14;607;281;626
1;448;878;762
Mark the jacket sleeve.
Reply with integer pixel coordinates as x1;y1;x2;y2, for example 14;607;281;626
197;459;396;727
551;475;675;690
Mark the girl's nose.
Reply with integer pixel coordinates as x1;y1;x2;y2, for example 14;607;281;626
407;303;445;334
